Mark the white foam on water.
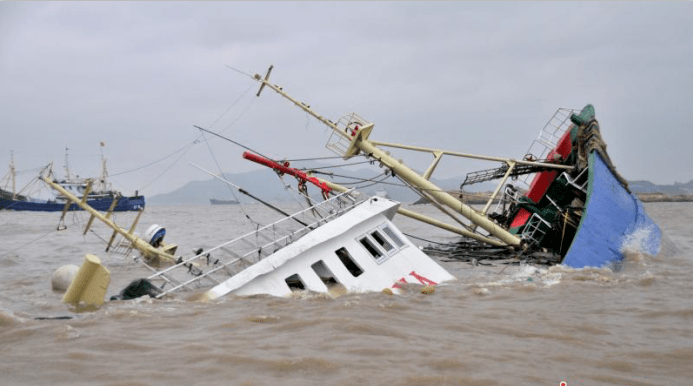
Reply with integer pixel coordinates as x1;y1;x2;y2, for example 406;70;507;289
476;262;564;289
621;224;658;263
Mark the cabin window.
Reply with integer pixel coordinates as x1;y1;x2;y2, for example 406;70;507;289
359;237;383;259
311;260;339;288
358;223;410;264
335;247;363;277
370;230;394;253
381;225;405;248
285;274;305;291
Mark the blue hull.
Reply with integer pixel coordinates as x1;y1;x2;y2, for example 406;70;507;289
0;196;145;212
562;152;661;268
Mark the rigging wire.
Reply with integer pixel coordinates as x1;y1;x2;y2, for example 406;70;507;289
6;228;57;255
210;82;256;129
309;166;494;200
296;159;371;170
138;142;197;192
217;93;257;136
108;73;257;190
283;155;348;162
199;130;262;227
223;64;255;80
195;125;271;160
110;142;196;177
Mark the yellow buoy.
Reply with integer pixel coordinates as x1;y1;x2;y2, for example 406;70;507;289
420;285;436;295
62;254;111;306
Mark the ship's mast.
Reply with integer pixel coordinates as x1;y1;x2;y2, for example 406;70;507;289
251;66;524;247
99;141;108;192
64;147;72;180
10;151;16;199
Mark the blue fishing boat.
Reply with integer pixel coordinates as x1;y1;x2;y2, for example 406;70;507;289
0;194;145;212
1;148;145;212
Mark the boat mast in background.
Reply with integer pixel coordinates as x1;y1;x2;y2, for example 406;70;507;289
63;147;72;181
10;151;16;200
98;141;110;193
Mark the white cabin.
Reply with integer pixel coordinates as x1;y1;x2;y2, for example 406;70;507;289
202;197;455;299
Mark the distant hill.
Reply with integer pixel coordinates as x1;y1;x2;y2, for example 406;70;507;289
629;179;693;195
148;166;496;206
148;165;692;206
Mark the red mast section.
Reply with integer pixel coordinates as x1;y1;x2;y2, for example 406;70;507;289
242;151;333;196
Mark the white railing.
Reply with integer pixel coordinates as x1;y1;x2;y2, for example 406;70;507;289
517;107;579;189
147;190;363;296
521;212;552;247
325;113;371;157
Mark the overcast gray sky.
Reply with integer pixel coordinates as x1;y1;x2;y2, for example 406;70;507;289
1;2;691;196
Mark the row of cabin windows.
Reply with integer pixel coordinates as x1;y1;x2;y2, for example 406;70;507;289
358;224;405;264
284;223;406;291
284;247;364;291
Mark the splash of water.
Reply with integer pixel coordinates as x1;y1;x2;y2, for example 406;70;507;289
621;224;659;262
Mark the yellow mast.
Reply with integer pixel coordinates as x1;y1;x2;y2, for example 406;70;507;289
40;174;177;264
251;66;571;247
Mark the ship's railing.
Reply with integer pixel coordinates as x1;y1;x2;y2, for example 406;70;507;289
147;190;363;296
491;184;522;216
516;107;579;189
556;167;588;195
521;212;552;247
326;113;371;157
110;237;135;256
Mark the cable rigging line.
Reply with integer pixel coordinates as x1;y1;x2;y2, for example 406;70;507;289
209;82;257;129
194;125;271;160
198;130;262;227
111;141;197;177
137;143;196;193
109;76;256;185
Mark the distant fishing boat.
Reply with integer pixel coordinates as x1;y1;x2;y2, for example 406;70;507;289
209;198;239;205
1;146;144;212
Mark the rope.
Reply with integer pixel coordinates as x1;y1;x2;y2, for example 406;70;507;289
209;82;256;128
108;77;255;192
5;228;56;255
284;155;348;162
137;142;196;192
110;142;196;177
223;64;255;80
402;232;450;246
200;131;262;227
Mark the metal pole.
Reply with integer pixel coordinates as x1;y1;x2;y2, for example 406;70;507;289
253;70;522;247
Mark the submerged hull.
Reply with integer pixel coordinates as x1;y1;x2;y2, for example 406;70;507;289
562;152;661;268
0;195;145;212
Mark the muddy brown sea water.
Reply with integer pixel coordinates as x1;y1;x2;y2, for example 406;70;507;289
1;202;691;386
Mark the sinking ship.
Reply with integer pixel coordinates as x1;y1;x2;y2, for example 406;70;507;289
45;66;660;306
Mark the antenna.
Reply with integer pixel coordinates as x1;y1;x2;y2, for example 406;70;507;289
64;147;71;180
255;65;273;97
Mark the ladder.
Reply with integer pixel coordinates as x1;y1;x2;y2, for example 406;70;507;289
518;107;579;188
147;190;363;297
461;163;555;187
